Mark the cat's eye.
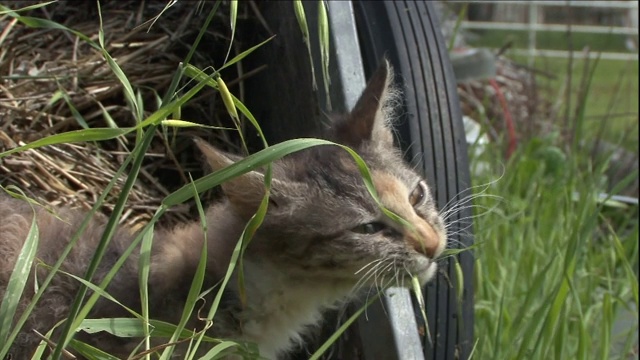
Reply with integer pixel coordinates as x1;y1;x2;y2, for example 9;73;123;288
409;181;427;207
352;222;387;234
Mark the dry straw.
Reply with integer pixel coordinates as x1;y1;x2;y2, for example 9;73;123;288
0;1;258;228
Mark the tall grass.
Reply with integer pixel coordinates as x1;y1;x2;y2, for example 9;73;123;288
470;57;639;360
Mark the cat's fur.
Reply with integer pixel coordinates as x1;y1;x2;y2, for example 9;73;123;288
0;61;446;359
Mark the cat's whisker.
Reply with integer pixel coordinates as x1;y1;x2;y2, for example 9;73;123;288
408;152;424;172
443;207;495;228
443;192;504;211
443;243;472;255
444;226;474;241
441;200;499;221
444;204;502;235
364;275;397;320
353;259;390;294
354;258;385;275
441;203;494;223
438;175;504;214
361;268;391;319
373;262;394;294
439;193;503;218
440;191;501;210
445;234;473;245
373;262;392;286
355;259;387;282
391;262;401;287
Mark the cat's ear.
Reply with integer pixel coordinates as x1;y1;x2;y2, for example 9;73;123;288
194;138;275;218
335;59;396;148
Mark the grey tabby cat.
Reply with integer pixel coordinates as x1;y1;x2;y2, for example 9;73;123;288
0;61;447;359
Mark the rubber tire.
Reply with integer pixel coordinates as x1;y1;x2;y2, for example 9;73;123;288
241;1;475;358
353;2;475;359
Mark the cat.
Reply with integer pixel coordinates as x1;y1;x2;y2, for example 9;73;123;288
0;60;447;360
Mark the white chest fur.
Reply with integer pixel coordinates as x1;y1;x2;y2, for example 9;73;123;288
235;260;353;359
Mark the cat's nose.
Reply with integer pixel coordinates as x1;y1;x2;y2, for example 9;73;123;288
406;223;440;258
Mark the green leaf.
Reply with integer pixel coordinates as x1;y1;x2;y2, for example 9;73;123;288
309;294;380;360
101;49;140;124
199;341;242;360
162;138;331;206
159;177;209;360
68;339;124;360
223;0;238;64
52;126;158;359
219;36;276;73
0;190;39;346
138;224;155;356
0;151;136;360
0;128;131;158
2;11;99;50
292;0;316;90
0;1;57;15
161;119;231;129
77;318;212;341
317;0;331;110
183;1;222;66
37;262;141;319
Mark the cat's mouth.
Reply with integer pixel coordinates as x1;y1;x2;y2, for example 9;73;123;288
410;256;438;285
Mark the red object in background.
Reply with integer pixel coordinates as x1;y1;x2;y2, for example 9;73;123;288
489;78;517;159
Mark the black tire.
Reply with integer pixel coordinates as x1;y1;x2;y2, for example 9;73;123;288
353;2;475;359
242;1;474;359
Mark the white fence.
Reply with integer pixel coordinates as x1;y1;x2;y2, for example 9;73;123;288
455;0;639;61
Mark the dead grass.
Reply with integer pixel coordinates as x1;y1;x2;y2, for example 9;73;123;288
0;1;265;228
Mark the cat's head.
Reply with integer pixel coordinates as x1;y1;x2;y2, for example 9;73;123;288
196;60;446;287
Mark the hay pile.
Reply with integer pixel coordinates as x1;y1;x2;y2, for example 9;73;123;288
0;1;257;228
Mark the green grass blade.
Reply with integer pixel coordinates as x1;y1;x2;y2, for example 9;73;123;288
100;49;141;125
60;90;90;129
0;128;130;158
0;7;98;49
309;294;380;360
162;138;330;206
141;0;178;32
317;0;331;110
182;63;269;148
236;164;273;304
184;1;222;65
199;341;242;360
37;264;142;319
161;62;185;105
293;0;317;90
600;293;613;360
159;177;209;360
78;318;217;341
608;224;638;307
138;224;154;358
511;254;559;336
161;119;231;130
96;0;104;48
212;170;271;319
223;0;237;64
412;275;432;345
492;290;505;359
0;191;39;347
68;339;121;360
447;3;467;52
0;1;56;15
52;125;158;359
0;151;135;360
218;35;275;73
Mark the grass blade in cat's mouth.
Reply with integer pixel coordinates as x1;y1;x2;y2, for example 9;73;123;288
410;255;439;286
